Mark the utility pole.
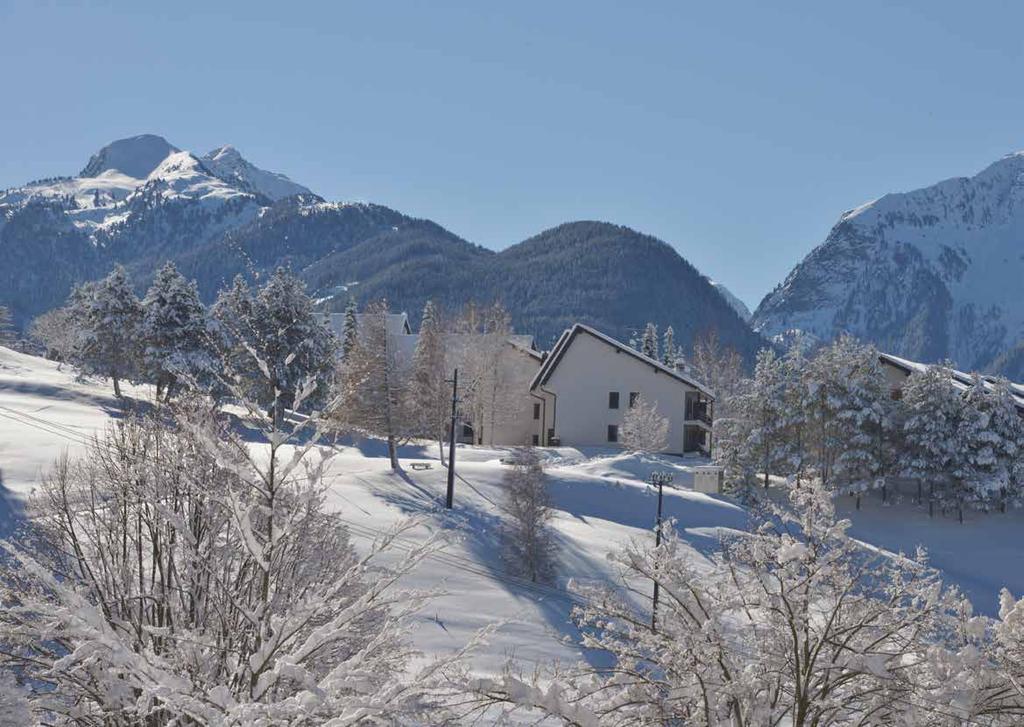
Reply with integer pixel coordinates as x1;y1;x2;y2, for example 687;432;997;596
446;368;459;509
649;471;673;632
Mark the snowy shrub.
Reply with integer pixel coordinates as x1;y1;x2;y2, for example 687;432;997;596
501;448;558;584
620;394;669;454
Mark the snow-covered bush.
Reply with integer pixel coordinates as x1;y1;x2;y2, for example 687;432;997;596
619;394;669;453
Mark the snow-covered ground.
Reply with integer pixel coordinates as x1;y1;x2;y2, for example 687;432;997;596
2;345;1023;682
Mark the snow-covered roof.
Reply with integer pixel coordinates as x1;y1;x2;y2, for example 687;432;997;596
530;323;714;398
878;352;1024;413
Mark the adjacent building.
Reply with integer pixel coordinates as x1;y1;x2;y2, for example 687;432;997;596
528;324;714;455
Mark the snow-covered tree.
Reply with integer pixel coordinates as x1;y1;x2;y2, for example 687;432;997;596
407;300;451;463
340;295;358;360
723;347;794;490
0;348;464;725
68;265;143;397
620;394;669;453
640;321;659;360
802;336;891;504
956;375;1023;512
661;325;676;367
0;306;14;347
335;298;408;469
28;306;78;364
212;268;338;416
451;302;518;446
140;261;211;401
478;483;968;726
899;362;964;513
501;448;557;584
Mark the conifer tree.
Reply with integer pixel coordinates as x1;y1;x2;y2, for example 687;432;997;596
211;269;337;417
408;301;450;463
0;306;14;347
640;322;659;360
140;261;211;401
70;265;143;397
341;295;358;360
661;325;676;367
899;362;964;514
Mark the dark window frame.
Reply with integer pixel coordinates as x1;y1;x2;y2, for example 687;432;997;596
629;391;640;408
607;424;619;443
608;391;620;409
533;402;541;420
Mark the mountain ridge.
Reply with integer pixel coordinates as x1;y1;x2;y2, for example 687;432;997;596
1;134;764;358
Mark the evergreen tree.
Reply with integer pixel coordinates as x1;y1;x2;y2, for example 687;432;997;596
140;261;211;401
0;306;14;347
661;325;676;367
408;301;450;463
211;270;338;416
899;362;964;514
501;448;557;584
341;295;358;360
804;336;891;506
70;265;143;397
640;322;659;360
957;375;1022;512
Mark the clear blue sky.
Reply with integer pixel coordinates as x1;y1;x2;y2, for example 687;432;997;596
2;1;1023;310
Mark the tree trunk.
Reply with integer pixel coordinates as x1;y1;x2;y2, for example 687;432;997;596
113;375;122;398
388;435;399;471
438;438;447;467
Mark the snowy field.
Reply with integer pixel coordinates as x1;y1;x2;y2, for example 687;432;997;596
2;344;1023;683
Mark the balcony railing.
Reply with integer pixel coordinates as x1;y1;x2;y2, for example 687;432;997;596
685;402;712;425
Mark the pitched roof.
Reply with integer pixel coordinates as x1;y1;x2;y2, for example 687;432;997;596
530;323;714;398
878;352;1024;413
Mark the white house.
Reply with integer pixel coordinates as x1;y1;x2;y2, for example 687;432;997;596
529;324;714;455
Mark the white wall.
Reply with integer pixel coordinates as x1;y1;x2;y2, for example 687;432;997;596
538;331;705;454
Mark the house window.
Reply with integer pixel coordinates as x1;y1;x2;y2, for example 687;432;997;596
629;392;640;408
532;434;540;446
607;424;619;443
462;424;473;437
608;391;620;409
533;402;541;420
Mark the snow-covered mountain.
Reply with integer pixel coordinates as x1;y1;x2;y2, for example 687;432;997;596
753;152;1024;378
0;135;314;325
202;145;312;201
0;134;766;359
